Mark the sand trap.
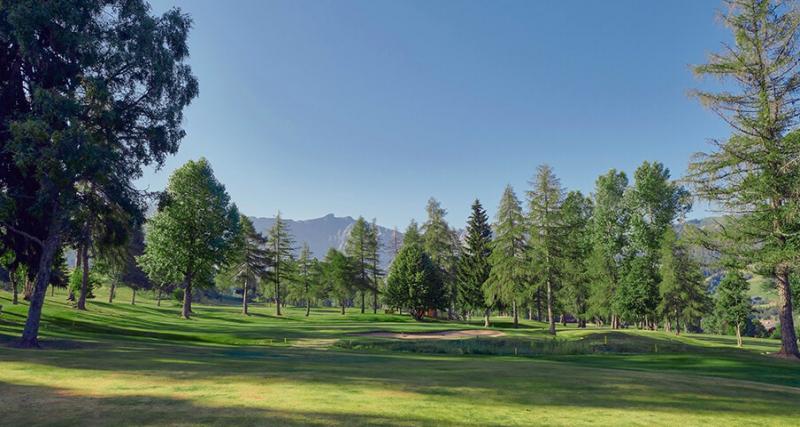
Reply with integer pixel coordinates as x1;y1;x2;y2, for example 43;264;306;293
359;329;505;340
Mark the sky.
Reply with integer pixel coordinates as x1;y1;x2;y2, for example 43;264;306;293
141;0;732;229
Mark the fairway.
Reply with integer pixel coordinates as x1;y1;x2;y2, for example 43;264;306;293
1;289;798;426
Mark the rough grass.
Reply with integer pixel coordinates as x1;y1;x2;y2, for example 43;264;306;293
0;287;798;426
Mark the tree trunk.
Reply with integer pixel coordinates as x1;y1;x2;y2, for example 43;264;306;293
77;241;89;310
736;323;743;348
360;290;365;314
484;308;491;327
131;288;136;305
157;289;162;307
561;314;567;327
23;276;33;301
50;284;54;297
774;268;799;357
536;288;542;321
341;304;345;315
547;281;555;335
19;221;62;348
108;280;116;304
10;271;18;305
372;290;378;314
306;298;311;316
181;276;192;319
242;281;249;315
512;300;519;328
275;279;281;316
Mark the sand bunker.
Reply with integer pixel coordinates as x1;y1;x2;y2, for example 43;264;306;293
359;329;505;340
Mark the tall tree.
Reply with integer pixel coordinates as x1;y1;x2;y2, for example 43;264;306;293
293;242;317;316
0;0;198;347
384;242;446;320
527;165;566;335
367;218;383;314
345;217;372;313
560;191;593;328
588;170;629;328
138;159;240;319
266;213;295;316
422;198;458;317
227;216;269;315
621;161;689;328
484;185;528;328
457;199;493;326
688;0;800;358
658;228;711;335
715;271;752;347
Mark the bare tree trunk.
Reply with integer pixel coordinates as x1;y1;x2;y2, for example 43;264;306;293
547;281;555;335
775;267;799;357
536;288;542;321
512;300;519;328
157;289;162;306
10;271;18;305
108;280;116;303
23;276;33;301
242;281;249;315
341;303;345;315
50;284;54;297
736;323;743;348
561;313;567;327
77;241;89;310
181;276;192;319
306;298;311;316
484;308;491;327
360;290;365;314
372;290;378;314
19;219;62;348
131;288;136;305
275;279;281;316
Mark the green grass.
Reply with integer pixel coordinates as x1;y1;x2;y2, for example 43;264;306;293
0;286;798;426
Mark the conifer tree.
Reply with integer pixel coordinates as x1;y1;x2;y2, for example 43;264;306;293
367;218;383;313
484;185;527;328
385;242;446;320
527;165;566;335
588;170;629;328
294;243;317;316
227;216;270;315
346;217;372;313
267;213;295;316
323;248;355;314
560;191;593;328
688;0;800;358
456;200;493;325
714;271;751;347
422;198;458;317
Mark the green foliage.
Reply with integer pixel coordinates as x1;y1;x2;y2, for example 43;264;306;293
384;244;446;320
559;191;593;325
345;217;373;310
658;228;711;332
715;271;751;333
484;185;528;312
456;200;492;315
322;248;356;312
421;198;459;311
266;213;296;315
68;268;99;300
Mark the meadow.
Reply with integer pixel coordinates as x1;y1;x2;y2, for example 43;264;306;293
0;288;797;426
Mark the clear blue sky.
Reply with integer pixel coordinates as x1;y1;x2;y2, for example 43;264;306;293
140;0;731;229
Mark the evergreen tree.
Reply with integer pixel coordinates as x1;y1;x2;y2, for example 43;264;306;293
402;220;422;248
384;243;446;320
484;185;527;328
345;217;372;313
293;243;317;316
560;191;593;328
0;0;198;347
266;213;295;316
715;271;752;347
588;170;629;328
138;159;240;319
658;228;710;335
688;0;800;358
527;165;566;335
367;218;383;314
422;198;458;317
456;200;493;325
227;216;270;315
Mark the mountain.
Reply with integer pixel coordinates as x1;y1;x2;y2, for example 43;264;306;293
249;214;402;269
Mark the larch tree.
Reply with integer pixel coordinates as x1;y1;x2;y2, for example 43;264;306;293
688;0;800;358
367;218;383;314
294;242;316;316
138;159;240;319
527;165;566;335
559;191;593;328
457;199;493;326
484;185;528;328
323;248;355;314
345;217;372;314
714;271;752;347
0;0;198;347
228;215;270;315
588;170;630;328
422;198;458;318
266;213;295;316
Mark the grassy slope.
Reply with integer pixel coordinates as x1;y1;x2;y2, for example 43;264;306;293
0;287;798;426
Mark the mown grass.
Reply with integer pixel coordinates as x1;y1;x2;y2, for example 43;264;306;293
0;286;798;426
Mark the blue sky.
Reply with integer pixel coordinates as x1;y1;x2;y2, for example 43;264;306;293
142;0;731;228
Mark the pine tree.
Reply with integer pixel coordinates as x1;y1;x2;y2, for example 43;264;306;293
688;0;800;358
658;228;711;335
715;271;752;347
294;243;317;316
385;243;446;320
367;218;383;314
588;170;629;328
527;165;566;335
560;191;593;328
227;216;270;315
323;248;356;314
267;213;295;316
456;200;493;325
422;198;458;317
484;185;527;328
345;217;372;313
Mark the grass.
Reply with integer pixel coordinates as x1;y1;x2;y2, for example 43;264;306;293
0;286;798;426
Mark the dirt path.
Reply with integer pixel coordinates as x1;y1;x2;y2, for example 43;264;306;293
358;329;505;340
